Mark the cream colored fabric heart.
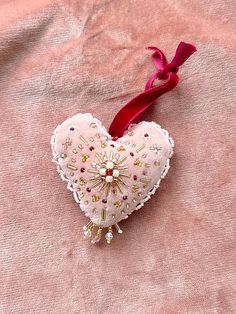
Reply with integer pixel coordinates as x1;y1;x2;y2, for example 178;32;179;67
51;113;174;243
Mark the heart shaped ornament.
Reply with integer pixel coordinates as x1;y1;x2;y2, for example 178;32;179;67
51;113;174;243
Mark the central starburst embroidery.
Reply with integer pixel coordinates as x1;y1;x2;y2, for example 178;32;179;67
88;151;130;196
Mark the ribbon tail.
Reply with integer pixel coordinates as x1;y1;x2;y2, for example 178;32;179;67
109;73;179;138
170;42;197;69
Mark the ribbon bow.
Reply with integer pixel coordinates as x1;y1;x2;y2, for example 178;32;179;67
109;42;197;138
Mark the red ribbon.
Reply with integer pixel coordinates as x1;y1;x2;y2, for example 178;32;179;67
109;42;197;138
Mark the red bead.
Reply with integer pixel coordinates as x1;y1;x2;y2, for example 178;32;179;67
110;144;115;148
133;175;137;180
106;169;113;176
89;146;94;151
123;195;128;200
144;133;149;137
130;152;134;156
80;167;85;172
102;199;107;203
86;187;91;192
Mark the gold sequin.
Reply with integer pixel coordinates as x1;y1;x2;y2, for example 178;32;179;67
154;161;161;167
134;159;142;167
60;153;67;159
117;146;126;152
79;177;87;186
132;185;139;193
90;123;97;128
81;155;89;162
114;201;122;208
101;141;107;148
92;195;100;202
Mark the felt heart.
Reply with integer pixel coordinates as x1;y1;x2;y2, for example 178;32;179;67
51;113;174;243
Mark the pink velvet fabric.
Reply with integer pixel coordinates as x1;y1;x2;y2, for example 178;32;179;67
0;1;235;313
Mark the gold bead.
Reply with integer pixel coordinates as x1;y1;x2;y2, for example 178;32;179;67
102;208;106;221
67;164;77;171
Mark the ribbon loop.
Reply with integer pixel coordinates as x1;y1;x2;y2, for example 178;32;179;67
109;42;196;138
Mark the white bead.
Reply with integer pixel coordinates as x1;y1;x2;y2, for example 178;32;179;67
106;161;114;169
83;229;92;239
106;176;113;183
91;235;101;244
112;169;119;177
99;168;106;176
105;232;113;241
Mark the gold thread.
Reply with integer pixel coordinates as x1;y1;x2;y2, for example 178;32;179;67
80;135;89;146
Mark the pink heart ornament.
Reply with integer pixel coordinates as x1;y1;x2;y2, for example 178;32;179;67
51;113;174;244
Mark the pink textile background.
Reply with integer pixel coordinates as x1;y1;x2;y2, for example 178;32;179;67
0;0;235;313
